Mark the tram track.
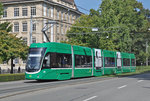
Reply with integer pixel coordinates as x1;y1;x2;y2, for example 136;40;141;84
0;77;115;99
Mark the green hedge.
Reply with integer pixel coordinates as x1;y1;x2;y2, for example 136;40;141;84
0;73;25;82
0;66;150;82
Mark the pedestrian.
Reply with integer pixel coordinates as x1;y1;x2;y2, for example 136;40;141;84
18;66;21;73
0;67;1;74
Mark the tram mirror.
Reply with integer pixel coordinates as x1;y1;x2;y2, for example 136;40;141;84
44;56;48;60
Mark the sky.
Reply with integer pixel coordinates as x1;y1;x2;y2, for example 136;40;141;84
74;0;150;14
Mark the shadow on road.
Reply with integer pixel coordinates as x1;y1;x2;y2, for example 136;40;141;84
24;80;59;83
24;76;95;84
23;73;150;84
119;72;150;81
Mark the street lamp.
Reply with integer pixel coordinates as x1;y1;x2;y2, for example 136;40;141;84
106;36;109;39
92;28;99;32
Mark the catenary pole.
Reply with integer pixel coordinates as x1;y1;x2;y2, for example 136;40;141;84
146;40;148;66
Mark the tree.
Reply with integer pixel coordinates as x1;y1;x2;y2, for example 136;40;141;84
0;4;29;73
65;0;149;65
0;27;29;73
66;11;102;48
133;8;150;65
99;0;147;52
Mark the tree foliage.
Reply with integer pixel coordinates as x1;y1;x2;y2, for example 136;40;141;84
0;22;29;73
0;3;29;73
0;29;28;62
0;3;3;17
65;0;150;65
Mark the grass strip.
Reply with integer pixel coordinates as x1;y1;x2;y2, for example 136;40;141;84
116;66;150;77
101;66;150;77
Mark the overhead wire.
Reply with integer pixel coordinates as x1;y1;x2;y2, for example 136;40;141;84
1;6;124;42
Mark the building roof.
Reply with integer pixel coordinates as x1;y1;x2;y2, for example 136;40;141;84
0;0;82;14
63;0;74;4
0;0;75;4
0;0;30;2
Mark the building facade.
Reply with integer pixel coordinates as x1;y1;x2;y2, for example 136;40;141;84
0;0;81;72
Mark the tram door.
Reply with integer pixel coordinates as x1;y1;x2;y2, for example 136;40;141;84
95;49;102;69
117;52;122;68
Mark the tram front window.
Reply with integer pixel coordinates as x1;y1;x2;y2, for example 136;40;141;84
26;48;46;72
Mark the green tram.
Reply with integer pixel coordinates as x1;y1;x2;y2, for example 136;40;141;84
25;42;136;80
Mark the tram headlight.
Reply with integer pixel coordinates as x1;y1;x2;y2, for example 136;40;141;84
37;75;39;78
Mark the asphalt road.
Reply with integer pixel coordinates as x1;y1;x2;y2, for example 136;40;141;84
0;73;150;101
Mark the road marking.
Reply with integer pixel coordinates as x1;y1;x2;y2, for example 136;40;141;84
118;85;127;89
138;80;144;82
83;96;97;101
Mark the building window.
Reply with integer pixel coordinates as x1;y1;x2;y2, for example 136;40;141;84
14;58;19;64
47;7;49;17
31;7;36;16
3;61;7;64
14;22;19;32
65;25;67;33
32;23;36;31
3;8;7;18
68;13;70;23
51;6;53;18
22;8;28;16
14;8;19;17
22;22;27;32
64;12;67;21
23;60;27;64
61;24;64;34
43;4;47;16
61;11;63;20
72;14;74;23
32;37;36;43
22;37;27;45
56;25;59;34
57;37;59;41
57;10;59;20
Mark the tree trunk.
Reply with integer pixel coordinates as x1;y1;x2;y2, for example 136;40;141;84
10;58;13;74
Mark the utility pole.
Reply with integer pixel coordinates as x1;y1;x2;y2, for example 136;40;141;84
146;40;149;66
42;21;58;43
30;15;33;45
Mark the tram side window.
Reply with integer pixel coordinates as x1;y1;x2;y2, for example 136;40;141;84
86;56;92;67
50;53;72;68
42;53;51;68
131;59;136;66
123;58;130;66
75;55;92;68
105;57;115;67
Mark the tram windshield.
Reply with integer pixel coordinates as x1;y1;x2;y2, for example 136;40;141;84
26;48;46;72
